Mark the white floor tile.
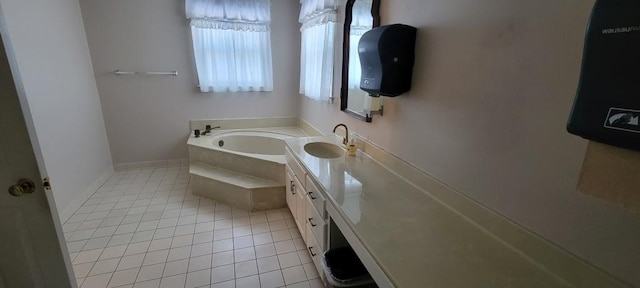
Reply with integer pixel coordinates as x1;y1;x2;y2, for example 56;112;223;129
255;243;277;259
257;256;280;273
259;270;285;288
271;229;292;242
282;266;307;285
233;247;255;263
233;236;253;249
117;254;145;271
210;264;234;284
143;249;170;266
278;252;301;269
175;224;196;236
194;222;214;233
108;268;139;287
81;272;112;288
167;246;192;261
172;234;195;248
232;226;252;237
234;260;258;278
212;251;234;267
211;279;235;288
137;263;165;282
84;237;111;251
193;231;213;244
132;230;156;243
159;274;186;288
191;242;213;257
148;238;173;252
125;241;151;256
274;240;297;255
287;281;311;288
89;258;120;276
185;269;210;288
74;248;104;264
188;254;212;272
108;233;134;247
253;232;273;246
302;263;319;280
213;229;233;241
73;262;95;278
61;167;329;288
213;239;233;253
133;278;160;288
163;259;189;277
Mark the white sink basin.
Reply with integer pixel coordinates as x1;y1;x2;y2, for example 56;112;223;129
304;142;344;159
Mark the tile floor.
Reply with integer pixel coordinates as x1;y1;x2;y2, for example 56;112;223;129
62;165;324;288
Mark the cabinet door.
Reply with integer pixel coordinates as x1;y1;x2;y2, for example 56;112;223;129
285;167;297;217
295;183;307;242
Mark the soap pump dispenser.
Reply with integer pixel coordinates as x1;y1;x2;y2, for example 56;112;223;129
347;137;357;157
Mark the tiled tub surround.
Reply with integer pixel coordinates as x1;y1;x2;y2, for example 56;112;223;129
188;127;307;211
63;165;323;288
285;135;631;288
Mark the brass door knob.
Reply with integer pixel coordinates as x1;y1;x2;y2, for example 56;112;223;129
8;178;36;197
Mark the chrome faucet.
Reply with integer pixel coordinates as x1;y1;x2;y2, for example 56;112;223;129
201;125;221;135
332;123;349;145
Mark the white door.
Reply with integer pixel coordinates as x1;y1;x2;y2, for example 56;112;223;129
0;24;73;288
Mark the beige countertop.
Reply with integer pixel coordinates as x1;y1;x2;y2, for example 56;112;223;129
284;136;627;288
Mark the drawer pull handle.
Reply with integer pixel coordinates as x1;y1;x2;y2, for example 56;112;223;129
308;246;317;257
308;217;317;227
308;191;317;200
290;181;296;195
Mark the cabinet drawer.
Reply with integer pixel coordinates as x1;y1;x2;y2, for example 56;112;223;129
305;175;326;219
305;223;324;280
285;167;297;217
305;197;326;251
285;148;306;185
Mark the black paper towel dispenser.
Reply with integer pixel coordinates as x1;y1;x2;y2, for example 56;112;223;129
567;0;640;151
358;24;417;97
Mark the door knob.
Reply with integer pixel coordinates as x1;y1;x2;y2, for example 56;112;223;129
8;178;36;197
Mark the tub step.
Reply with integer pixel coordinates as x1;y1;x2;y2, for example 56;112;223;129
189;162;287;211
189;162;282;189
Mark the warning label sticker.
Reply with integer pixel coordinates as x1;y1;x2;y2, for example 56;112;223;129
604;107;640;134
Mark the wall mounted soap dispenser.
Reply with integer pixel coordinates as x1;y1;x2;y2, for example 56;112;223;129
358;24;417;97
567;0;640;151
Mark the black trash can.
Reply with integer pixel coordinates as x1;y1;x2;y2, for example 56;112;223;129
322;247;376;287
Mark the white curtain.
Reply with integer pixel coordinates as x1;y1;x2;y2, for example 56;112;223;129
186;0;273;93
347;0;373;89
299;0;337;101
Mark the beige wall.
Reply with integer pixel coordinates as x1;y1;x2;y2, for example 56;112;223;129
301;0;640;285
80;0;301;164
0;0;113;216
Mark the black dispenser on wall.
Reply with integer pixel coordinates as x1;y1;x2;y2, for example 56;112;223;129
567;0;640;151
358;24;417;97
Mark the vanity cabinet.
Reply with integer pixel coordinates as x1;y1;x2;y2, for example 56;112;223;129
285;148;328;281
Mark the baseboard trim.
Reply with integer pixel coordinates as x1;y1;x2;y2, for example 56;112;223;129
113;158;189;172
59;166;114;222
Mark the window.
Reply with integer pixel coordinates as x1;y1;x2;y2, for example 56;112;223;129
186;0;273;93
299;0;337;101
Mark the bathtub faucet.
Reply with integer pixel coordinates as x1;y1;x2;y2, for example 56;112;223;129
332;123;349;145
201;125;221;135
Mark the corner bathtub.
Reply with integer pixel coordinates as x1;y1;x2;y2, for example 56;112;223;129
187;128;307;211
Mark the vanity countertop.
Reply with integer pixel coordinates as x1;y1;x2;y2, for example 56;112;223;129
284;136;623;288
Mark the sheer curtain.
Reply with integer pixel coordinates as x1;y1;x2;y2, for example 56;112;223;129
299;0;337;101
186;0;273;93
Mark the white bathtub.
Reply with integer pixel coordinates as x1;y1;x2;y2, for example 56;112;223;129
210;131;296;163
187;127;307;211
